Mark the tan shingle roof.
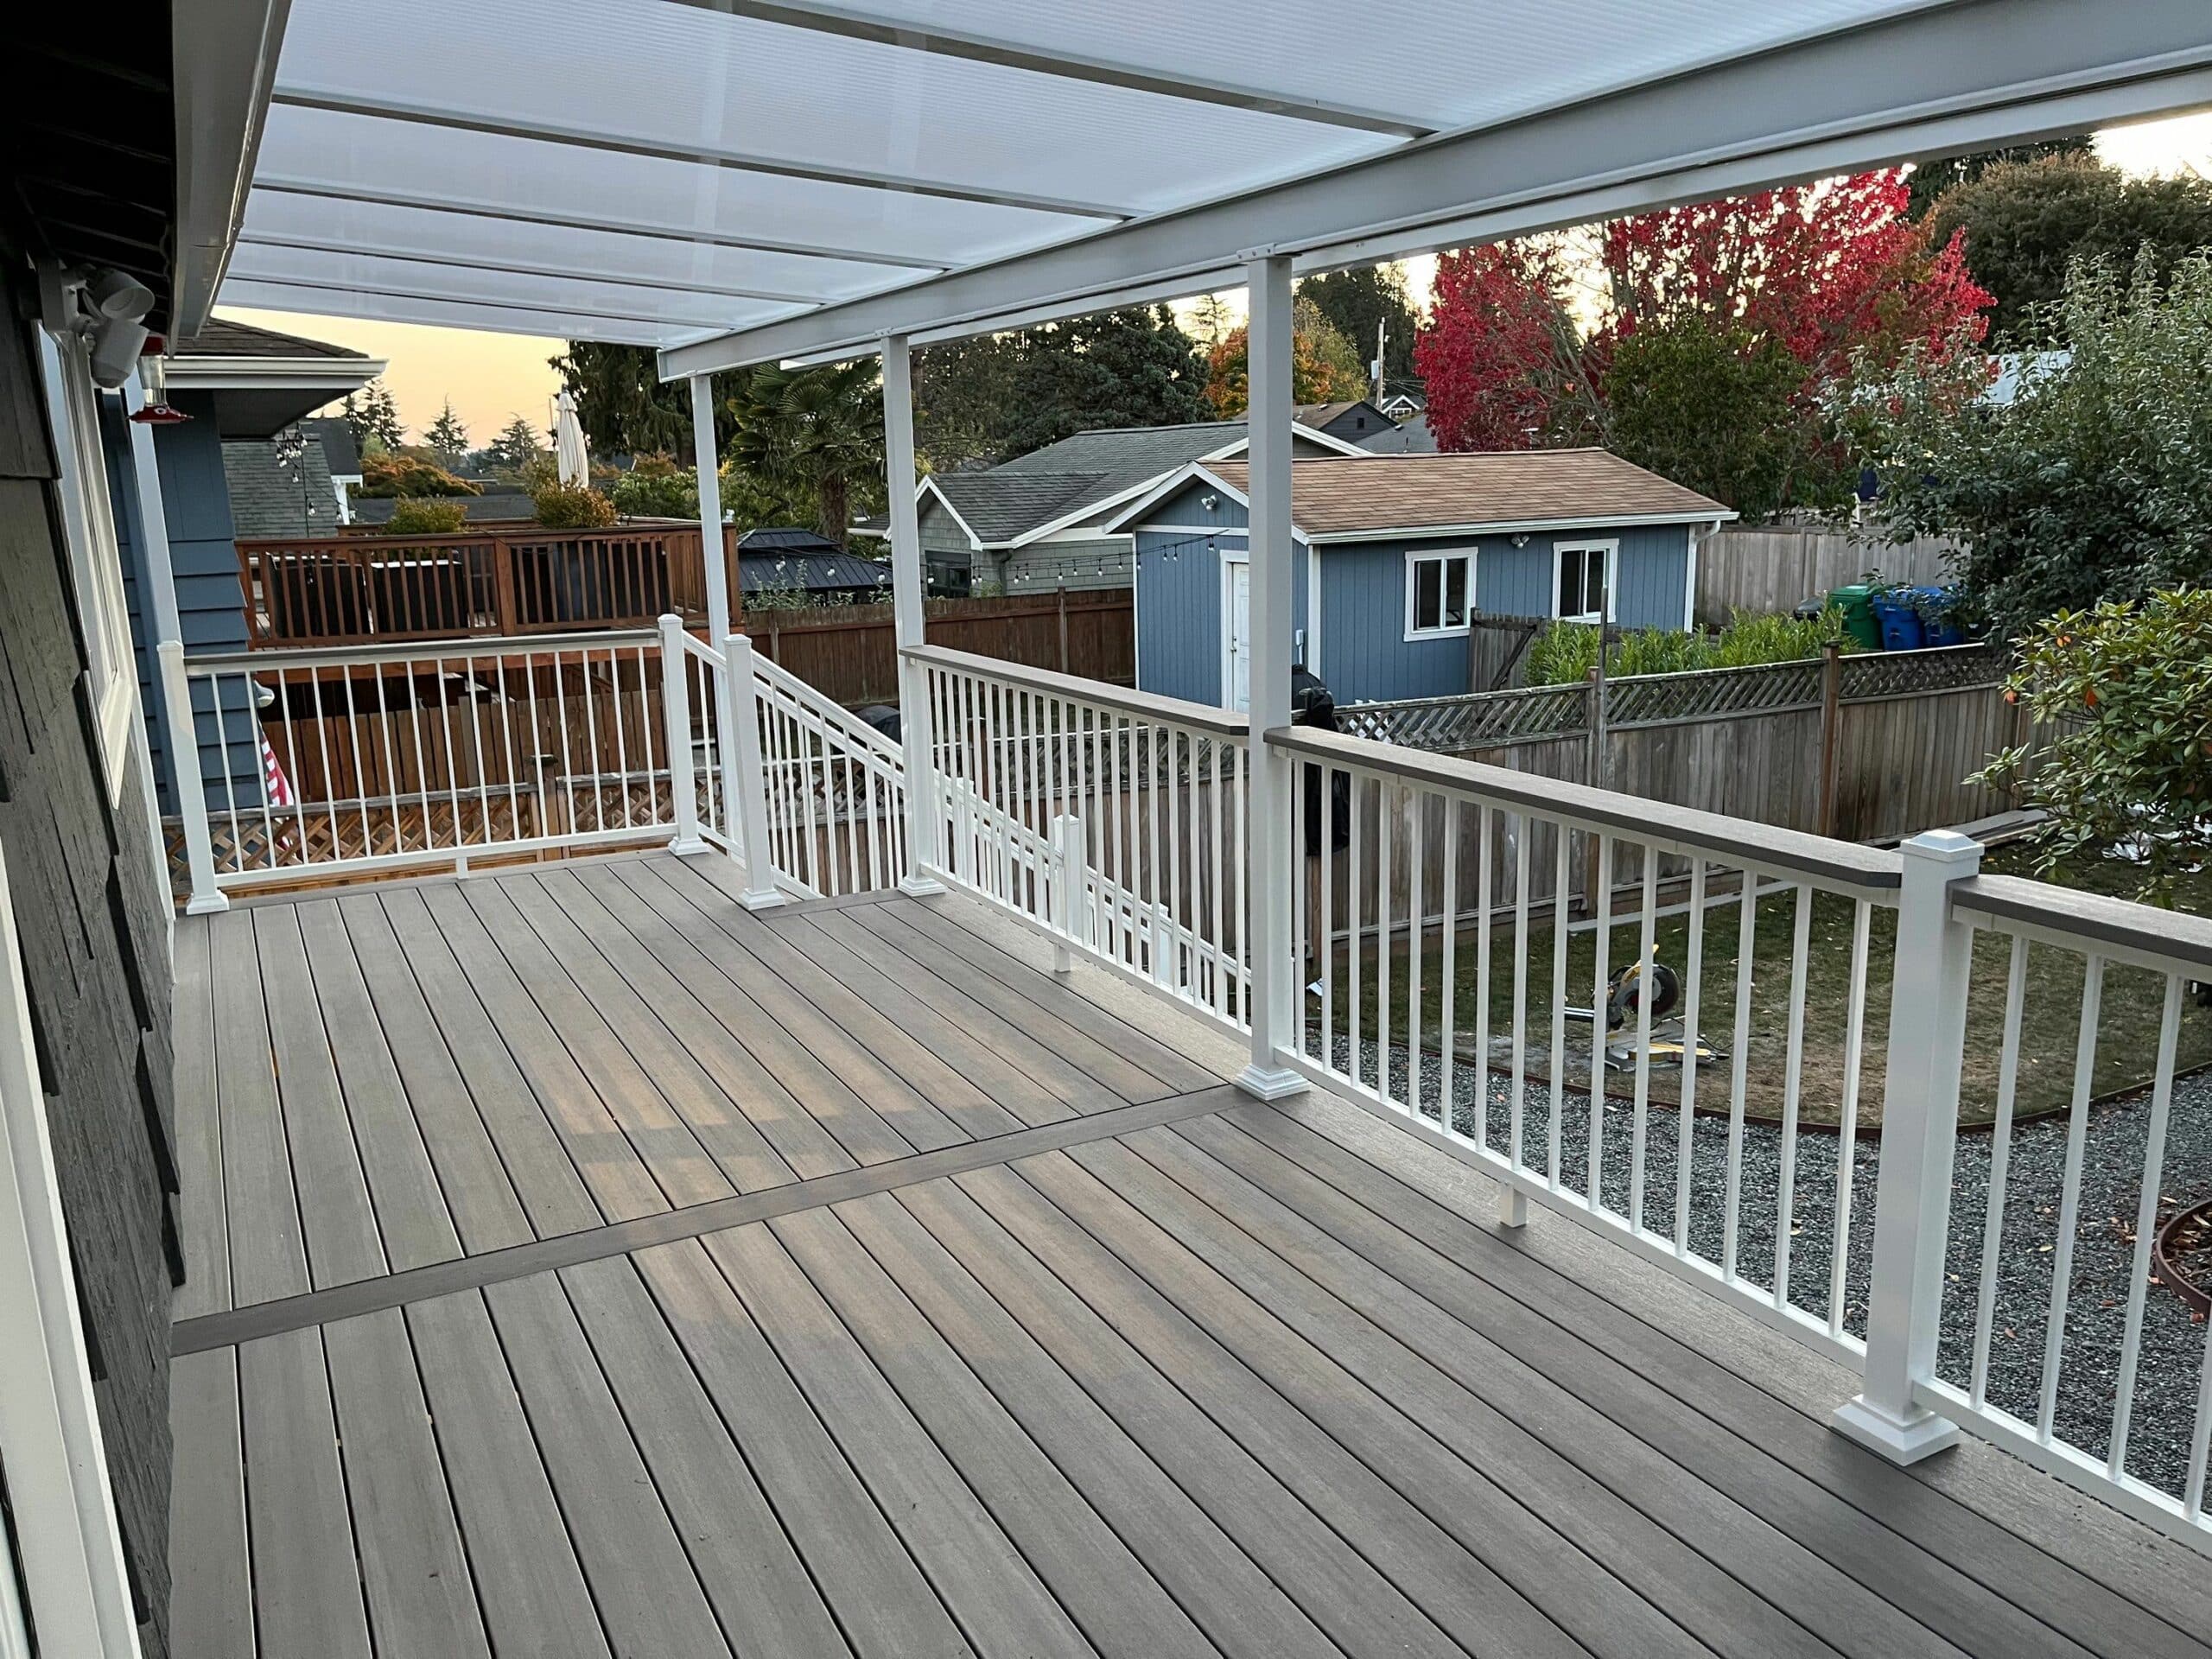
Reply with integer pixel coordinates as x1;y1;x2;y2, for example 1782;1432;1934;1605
1201;449;1729;536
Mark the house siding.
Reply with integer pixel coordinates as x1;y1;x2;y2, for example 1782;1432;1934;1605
916;493;975;593
1;297;178;1659
111;390;256;814
999;535;1131;594
1134;524;1309;707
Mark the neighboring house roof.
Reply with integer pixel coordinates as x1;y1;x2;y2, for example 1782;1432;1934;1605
304;416;361;478
858;416;1370;550
350;493;538;524
1357;413;1437;454
1110;449;1733;540
222;439;340;538
173;318;370;359
1294;399;1394;442
738;526;843;554
739;550;892;596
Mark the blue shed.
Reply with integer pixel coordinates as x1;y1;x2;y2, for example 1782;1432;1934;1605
1109;450;1732;709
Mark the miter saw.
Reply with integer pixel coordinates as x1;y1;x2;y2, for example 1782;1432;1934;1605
1564;955;1722;1070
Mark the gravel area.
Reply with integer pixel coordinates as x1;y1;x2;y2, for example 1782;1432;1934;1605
1320;1029;2212;1499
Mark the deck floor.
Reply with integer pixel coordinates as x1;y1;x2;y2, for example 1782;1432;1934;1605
167;854;2212;1658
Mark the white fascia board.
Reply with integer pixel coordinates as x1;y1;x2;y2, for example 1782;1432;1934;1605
1103;461;1311;544
160;354;387;392
1304;508;1739;543
661;0;2212;378
918;475;988;550
1204;423;1370;461
170;0;288;336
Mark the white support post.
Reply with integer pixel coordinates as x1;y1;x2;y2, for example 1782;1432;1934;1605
658;615;704;855
1236;253;1307;1101
1834;829;1981;1463
884;335;946;895
691;374;746;864
1049;812;1083;976
722;633;786;909
156;642;226;914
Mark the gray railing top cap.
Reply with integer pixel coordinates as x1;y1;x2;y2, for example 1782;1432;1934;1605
1268;722;1904;892
184;627;663;673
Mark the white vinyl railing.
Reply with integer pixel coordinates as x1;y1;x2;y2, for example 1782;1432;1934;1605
1271;722;1898;1363
910;646;1252;1026
164;629;679;904
749;650;909;898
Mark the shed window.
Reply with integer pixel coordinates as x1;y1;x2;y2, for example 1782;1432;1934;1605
1554;541;1616;623
1405;550;1471;638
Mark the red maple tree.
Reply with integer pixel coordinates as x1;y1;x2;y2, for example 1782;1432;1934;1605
1417;171;1991;459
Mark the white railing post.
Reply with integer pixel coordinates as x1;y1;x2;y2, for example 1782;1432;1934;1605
1236;252;1306;1099
882;334;946;895
1049;811;1083;976
1834;828;1981;1463
658;615;704;855
722;632;786;910
156;642;227;915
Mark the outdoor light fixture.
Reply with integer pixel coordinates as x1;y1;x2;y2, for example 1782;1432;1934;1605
1200;493;1218;511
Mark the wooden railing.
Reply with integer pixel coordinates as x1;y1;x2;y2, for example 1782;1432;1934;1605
237;523;710;646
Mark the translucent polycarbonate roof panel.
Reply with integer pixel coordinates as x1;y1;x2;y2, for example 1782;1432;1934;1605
253;104;1094;269
220;281;694;345
778;0;1935;133
274;0;1398;218
239;192;924;304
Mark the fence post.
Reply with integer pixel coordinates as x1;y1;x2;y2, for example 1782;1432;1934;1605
1816;643;1843;837
157;643;228;915
721;633;787;909
658;615;704;855
1834;828;1981;1464
1048;812;1084;976
1056;582;1070;674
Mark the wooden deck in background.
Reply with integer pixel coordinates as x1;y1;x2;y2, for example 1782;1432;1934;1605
167;855;2212;1658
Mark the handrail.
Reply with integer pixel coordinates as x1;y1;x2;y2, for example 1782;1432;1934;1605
754;651;903;765
1268;721;1904;893
185;627;661;674
1951;871;2212;976
902;643;1249;738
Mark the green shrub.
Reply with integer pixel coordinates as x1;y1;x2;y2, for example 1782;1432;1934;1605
378;497;468;536
358;453;480;499
1704;605;1853;668
1524;620;1604;685
610;461;698;518
1609;627;1709;677
1522;606;1858;686
531;482;617;530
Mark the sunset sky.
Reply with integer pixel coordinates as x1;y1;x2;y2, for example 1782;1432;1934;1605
219;111;2212;447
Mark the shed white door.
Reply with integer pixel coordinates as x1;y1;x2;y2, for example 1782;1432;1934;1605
1226;563;1251;711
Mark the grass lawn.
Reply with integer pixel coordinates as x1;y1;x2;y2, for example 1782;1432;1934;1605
1321;843;2212;1128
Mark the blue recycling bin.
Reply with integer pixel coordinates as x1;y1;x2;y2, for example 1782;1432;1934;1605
1870;594;1923;651
1911;586;1966;646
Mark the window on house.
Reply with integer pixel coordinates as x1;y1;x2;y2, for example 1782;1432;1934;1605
1555;541;1615;623
1405;550;1471;638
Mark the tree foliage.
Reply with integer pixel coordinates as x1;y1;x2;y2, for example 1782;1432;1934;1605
423;400;470;467
1847;250;2212;643
1921;153;2212;344
1298;264;1420;388
608;454;699;518
1973;590;2212;903
1203;298;1364;416
340;379;404;451
356;452;479;499
481;415;544;474
913;306;1209;469
1417;170;1992;519
723;359;887;547
1903;137;2093;220
549;340;724;456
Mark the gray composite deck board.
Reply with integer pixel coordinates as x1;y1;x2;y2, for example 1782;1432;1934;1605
646;857;1028;1141
546;866;894;1174
333;893;537;1253
169;866;2212;1659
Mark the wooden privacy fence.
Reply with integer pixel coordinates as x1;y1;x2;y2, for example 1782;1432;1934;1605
746;588;1134;707
1694;524;1956;626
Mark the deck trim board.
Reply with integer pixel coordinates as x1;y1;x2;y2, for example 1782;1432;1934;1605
171;920;230;1319
173;1086;1246;1354
550;865;901;1173
333;893;537;1254
1102;1123;1909;1659
1210;1104;2130;1659
208;908;309;1307
769;1202;1219;1656
623;857;1027;1145
890;1174;1470;1659
165;1348;253;1655
993;1151;1606;1658
632;1238;979;1659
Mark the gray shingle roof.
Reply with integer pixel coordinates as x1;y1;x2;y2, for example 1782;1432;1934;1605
222;440;340;538
303;417;361;477
179;317;367;359
929;470;1110;544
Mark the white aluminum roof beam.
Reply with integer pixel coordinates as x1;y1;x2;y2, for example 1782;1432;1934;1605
238;191;929;302
664;0;2212;375
218;280;698;346
275;0;1397;218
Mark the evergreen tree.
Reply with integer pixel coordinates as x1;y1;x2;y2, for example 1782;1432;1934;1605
340;379;404;450
549;341;726;455
1299;264;1421;392
1000;307;1210;455
483;415;545;473
424;399;470;467
724;359;887;545
1904;137;2091;219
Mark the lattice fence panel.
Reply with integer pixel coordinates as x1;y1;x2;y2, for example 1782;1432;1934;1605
1338;683;1589;752
1605;659;1824;726
1840;642;2003;702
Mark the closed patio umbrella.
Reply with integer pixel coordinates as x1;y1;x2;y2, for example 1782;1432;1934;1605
554;388;588;487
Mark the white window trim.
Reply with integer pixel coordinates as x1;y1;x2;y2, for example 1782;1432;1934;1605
1402;546;1475;642
35;331;139;806
1552;537;1620;625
